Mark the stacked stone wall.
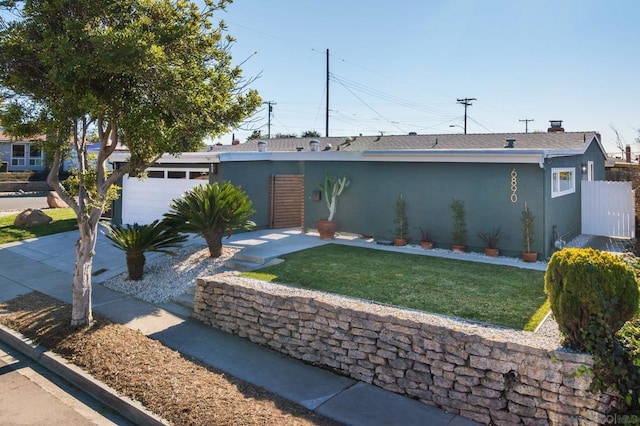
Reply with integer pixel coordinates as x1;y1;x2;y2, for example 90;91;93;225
193;272;622;425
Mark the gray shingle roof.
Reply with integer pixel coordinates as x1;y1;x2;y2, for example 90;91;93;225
205;132;599;153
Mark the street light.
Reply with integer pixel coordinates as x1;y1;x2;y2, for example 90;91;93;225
449;125;465;133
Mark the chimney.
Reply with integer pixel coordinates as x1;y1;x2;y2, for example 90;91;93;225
309;140;320;152
547;120;564;133
257;140;267;152
626;145;631;163
232;139;240;145
504;139;515;148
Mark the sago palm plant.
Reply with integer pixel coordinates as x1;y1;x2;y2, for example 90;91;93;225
163;182;256;257
101;220;188;280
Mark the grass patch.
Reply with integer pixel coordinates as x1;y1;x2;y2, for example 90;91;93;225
0;208;77;244
244;244;547;330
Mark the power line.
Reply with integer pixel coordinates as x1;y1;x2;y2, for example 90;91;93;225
456;98;476;134
332;78;406;133
468;116;493;133
519;118;534;133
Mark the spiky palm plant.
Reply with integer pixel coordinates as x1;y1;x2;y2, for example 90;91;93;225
163;182;256;257
102;220;188;280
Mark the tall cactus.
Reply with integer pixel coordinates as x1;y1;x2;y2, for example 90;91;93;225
318;175;350;221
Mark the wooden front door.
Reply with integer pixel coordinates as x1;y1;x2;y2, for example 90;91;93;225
269;174;304;229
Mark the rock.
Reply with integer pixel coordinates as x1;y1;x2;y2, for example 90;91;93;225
47;191;68;208
14;209;53;227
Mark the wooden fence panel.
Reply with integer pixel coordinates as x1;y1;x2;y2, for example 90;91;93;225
269;175;304;229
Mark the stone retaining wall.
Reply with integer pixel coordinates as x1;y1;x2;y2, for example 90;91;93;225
194;272;622;425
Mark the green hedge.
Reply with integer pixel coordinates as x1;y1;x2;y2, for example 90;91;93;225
545;248;639;349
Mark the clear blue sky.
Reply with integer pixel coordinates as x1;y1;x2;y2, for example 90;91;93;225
214;1;639;155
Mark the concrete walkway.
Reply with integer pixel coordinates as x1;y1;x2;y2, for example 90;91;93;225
0;229;481;426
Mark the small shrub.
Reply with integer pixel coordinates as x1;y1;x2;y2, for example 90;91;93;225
545;248;639;349
164;182;256;257
546;248;640;411
102;220;187;280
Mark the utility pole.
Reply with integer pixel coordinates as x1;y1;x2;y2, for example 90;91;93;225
456;98;476;134
263;101;276;138
325;48;329;137
519;118;534;133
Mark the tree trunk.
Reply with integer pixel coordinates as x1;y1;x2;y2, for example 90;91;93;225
204;231;224;257
126;252;146;280
71;228;97;327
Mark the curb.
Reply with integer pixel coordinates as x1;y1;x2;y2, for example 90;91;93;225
0;324;168;426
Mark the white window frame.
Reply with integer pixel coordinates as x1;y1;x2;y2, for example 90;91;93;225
143;168;208;180
551;167;576;198
28;144;43;166
11;144;25;166
587;161;594;181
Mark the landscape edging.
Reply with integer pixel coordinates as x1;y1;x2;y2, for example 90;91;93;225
0;323;168;426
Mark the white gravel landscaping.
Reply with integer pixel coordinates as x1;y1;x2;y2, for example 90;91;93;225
102;245;239;304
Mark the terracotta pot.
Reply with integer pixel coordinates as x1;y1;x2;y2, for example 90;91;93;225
484;247;499;257
317;219;337;239
522;252;538;263
394;238;407;246
451;244;466;253
421;241;434;250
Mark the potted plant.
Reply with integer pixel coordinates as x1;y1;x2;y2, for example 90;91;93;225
477;227;502;257
419;226;434;249
316;174;350;239
521;202;537;262
450;198;466;253
393;194;408;246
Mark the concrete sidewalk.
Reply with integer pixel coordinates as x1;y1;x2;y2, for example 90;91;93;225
0;229;480;426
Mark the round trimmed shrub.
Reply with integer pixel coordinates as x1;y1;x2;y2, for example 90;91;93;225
545;248;639;349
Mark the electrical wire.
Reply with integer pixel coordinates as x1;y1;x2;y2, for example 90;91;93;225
332;77;406;133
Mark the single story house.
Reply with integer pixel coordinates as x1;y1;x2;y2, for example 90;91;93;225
0;129;46;172
111;122;612;259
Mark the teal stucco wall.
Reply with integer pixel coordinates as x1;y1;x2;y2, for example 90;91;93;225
543;138;607;255
301;161;545;258
213;160;304;228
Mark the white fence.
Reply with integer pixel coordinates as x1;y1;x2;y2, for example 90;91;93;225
581;180;635;238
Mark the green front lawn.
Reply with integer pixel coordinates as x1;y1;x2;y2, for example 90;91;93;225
244;244;548;331
0;208;78;244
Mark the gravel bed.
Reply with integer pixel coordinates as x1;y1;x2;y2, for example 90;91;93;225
102;244;239;304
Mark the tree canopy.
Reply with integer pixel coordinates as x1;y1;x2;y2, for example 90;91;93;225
0;0;261;326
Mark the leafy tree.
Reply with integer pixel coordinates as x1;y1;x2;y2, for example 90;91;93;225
102;220;188;280
164;182;256;257
301;130;321;138
246;130;263;141
0;0;260;326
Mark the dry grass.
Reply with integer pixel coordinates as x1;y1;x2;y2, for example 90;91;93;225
0;292;341;426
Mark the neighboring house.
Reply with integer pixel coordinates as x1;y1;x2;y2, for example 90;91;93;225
111;122;613;259
0;129;46;172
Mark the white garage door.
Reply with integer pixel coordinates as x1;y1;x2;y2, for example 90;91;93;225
121;168;208;225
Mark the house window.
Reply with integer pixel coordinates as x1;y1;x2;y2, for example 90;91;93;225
587;161;594;181
11;144;25;166
189;171;209;180
29;145;43;166
167;171;186;179
146;170;165;178
551;167;576;198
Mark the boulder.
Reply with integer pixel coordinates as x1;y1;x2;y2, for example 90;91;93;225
47;191;68;208
14;209;53;227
